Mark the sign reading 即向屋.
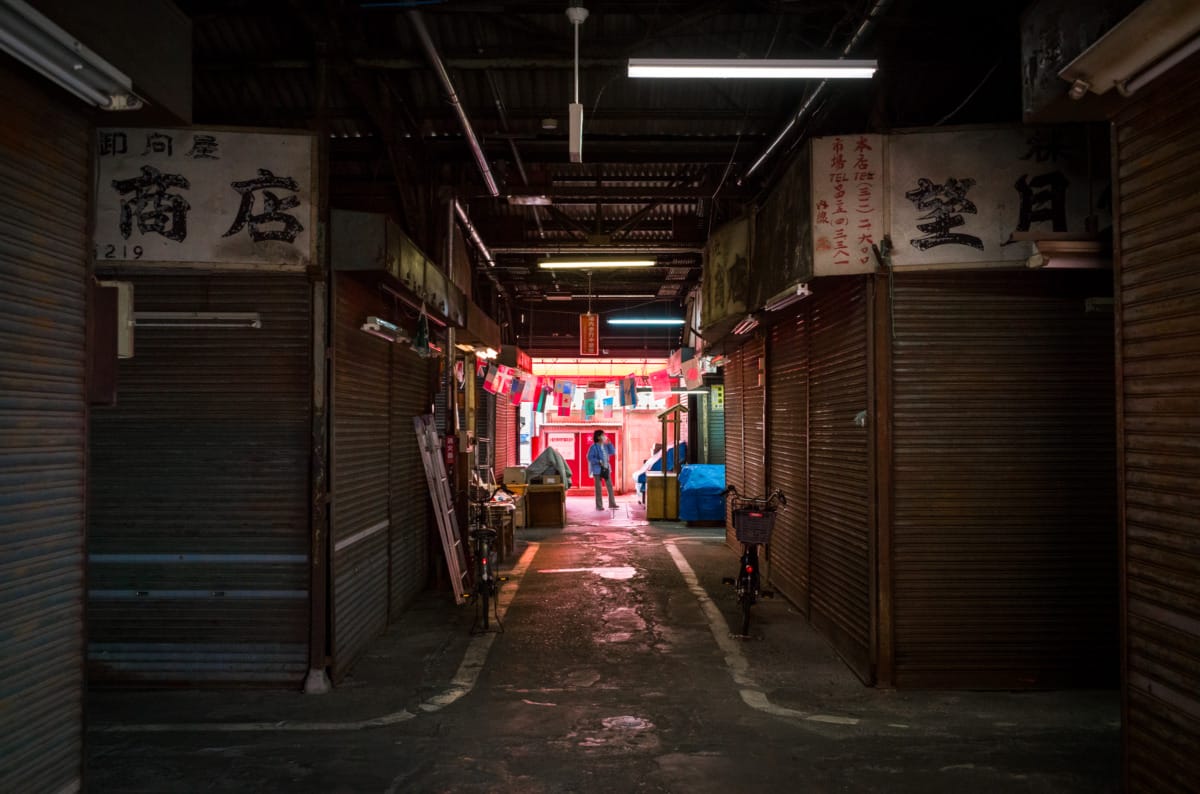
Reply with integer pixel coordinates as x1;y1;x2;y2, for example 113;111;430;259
811;134;885;276
94;128;315;266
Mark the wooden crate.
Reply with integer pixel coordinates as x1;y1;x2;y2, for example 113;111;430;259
645;472;679;520
526;484;566;528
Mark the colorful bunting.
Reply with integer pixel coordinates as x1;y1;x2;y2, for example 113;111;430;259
649;368;672;399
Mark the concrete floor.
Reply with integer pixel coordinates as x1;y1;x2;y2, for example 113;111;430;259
86;497;1120;793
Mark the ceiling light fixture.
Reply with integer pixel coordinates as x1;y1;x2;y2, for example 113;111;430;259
732;314;760;335
0;0;144;110
566;3;589;162
360;316;409;343
538;258;655;269
607;318;685;326
628;58;877;80
764;282;812;312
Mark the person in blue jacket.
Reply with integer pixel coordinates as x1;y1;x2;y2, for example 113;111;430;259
587;429;617;510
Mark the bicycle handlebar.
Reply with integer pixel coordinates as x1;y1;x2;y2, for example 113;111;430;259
467;483;515;505
721;485;786;510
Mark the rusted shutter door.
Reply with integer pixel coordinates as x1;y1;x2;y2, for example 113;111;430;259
0;66;88;794
390;345;432;617
767;307;810;613
1115;60;1200;793
741;335;767;498
723;345;745;547
88;274;312;686
808;276;872;683
331;275;390;681
890;271;1117;689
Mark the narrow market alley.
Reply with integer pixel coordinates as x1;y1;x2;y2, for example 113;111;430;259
87;499;1118;793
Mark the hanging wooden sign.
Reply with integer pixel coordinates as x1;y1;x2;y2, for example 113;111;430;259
580;313;600;356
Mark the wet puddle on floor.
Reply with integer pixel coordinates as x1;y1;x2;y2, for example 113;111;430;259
570;715;659;753
538;566;637;580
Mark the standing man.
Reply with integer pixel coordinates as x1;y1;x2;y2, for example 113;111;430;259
587;429;617;510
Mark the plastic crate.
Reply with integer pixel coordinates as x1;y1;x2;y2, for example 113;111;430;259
733;508;776;544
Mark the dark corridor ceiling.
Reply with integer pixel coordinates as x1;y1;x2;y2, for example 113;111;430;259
179;0;1029;356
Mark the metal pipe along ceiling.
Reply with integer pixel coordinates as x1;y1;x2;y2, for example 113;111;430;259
741;0;894;182
408;10;500;197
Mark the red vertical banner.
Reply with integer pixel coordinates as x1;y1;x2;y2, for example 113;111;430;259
580;313;600;356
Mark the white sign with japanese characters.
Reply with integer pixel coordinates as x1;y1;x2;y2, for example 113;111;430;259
94;128;315;266
812;134;884;275
887;127;1097;268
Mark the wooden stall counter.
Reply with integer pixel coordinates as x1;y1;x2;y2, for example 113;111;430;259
525;483;566;528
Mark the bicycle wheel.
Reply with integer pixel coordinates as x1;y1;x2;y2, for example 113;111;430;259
739;582;753;635
481;584;490;630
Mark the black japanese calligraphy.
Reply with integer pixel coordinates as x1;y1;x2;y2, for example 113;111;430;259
186;135;220;160
223;169;304;243
111;165;191;242
905;177;984;251
143;132;173;157
1014;171;1068;233
99;132;127;157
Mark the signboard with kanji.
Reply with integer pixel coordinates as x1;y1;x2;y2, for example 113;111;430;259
887;126;1102;268
580;313;600;356
812;134;884;275
94;128;315;267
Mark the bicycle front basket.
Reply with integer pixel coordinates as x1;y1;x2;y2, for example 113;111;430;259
733;508;776;544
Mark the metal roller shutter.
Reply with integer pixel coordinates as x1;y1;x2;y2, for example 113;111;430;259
476;373;494;479
0;66;88;793
767;307;810;613
741;335;767;498
88;274;312;686
1115;59;1200;793
723;345;745;547
808;276;872;683
890;271;1117;689
493;391;515;482
705;376;725;464
390;344;431;617
331;274;390;681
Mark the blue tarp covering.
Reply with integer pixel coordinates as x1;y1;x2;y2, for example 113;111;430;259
678;464;726;521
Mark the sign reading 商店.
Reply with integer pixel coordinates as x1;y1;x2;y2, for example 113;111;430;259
94;128;316;267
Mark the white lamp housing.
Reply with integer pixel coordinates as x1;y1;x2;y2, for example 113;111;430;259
0;0;144;110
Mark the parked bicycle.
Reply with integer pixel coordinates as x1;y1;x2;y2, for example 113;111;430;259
721;485;786;636
465;483;514;632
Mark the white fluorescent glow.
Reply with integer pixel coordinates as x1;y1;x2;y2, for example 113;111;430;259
607;318;685;326
538;259;656;269
628;58;877;80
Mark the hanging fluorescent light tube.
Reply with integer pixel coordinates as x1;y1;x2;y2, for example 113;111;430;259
628;58;877;80
360;316;408;343
133;312;261;329
538;258;655;269
607;318;685;326
732;314;759;335
0;0;144;110
764;282;812;312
